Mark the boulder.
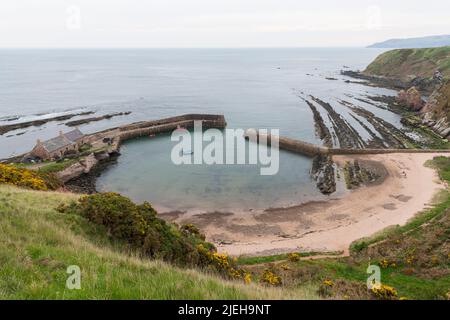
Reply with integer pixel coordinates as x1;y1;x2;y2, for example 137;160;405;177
396;87;425;111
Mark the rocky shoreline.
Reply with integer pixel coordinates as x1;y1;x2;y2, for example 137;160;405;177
65;111;132;127
341;70;440;95
299;66;450;196
64;151;120;194
0;111;95;135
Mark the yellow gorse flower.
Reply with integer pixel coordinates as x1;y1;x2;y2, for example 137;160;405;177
0;164;49;191
323;279;334;287
261;270;282;286
371;284;398;300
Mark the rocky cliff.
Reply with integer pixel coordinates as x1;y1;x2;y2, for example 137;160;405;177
362;47;450;139
421;81;450;138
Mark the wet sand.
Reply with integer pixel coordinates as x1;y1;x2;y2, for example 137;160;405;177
162;153;447;257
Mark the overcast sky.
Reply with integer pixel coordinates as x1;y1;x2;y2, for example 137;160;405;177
1;0;449;48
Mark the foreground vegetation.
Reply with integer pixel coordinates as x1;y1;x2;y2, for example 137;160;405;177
0;164;61;191
1;158;449;299
238;157;450;300
0;185;318;299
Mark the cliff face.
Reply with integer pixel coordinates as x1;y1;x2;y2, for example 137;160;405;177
362;47;450;139
421;81;450;138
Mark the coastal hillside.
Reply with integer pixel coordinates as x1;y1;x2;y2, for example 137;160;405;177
368;35;450;49
364;46;450;82
0;184;318;299
1;160;449;299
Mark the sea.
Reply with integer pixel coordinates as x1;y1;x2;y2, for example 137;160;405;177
0;48;399;211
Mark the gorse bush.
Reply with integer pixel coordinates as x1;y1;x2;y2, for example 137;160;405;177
196;244;251;282
0;164;61;191
260;269;282;286
58;192;248;279
370;284;398;300
181;224;206;241
287;253;301;262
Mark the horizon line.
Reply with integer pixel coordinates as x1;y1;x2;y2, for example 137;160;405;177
0;46;377;50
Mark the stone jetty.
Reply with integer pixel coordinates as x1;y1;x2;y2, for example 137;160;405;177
244;130;450;158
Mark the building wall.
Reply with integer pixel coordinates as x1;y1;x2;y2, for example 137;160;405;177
31;142;80;160
30;145;50;160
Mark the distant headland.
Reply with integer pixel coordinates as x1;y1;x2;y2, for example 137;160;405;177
368;34;450;48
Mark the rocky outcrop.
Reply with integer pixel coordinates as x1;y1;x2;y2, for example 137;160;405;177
65;112;132;127
342;160;382;190
343;47;449;95
0;111;94;135
304;99;333;147
311;155;336;195
420;81;450;138
396;87;425;111
363;47;449;91
56;153;99;183
345;47;450;140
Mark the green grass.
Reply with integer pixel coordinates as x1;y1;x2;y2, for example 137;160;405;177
0;185;318;299
350;189;450;253
364;46;450;80
2;156;450;300
37;159;79;174
284;258;449;300
240;156;450;300
237;251;342;266
349;157;450;253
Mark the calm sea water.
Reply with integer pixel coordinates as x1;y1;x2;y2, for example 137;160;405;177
0;48;397;210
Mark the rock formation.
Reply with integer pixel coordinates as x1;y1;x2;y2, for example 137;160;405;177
421;81;450;138
396;87;425;111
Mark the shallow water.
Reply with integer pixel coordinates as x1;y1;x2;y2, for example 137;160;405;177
0;48;400;210
96;132;344;211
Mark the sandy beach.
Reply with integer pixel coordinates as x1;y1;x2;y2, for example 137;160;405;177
163;153;448;257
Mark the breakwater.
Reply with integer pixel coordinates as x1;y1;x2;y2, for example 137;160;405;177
52;114;226;185
244;131;450;157
84;114;226;147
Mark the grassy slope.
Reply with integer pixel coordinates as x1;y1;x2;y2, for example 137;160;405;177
0;185;318;299
2;156;449;299
364;47;450;81
239;157;450;300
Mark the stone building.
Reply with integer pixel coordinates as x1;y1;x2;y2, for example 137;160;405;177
30;129;85;161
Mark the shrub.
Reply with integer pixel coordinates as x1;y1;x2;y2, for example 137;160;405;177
318;279;335;297
181;224;206;241
196;244;250;282
0;164;61;191
351;240;368;253
58;192;248;281
260;270;282;286
287;253;301;262
280;263;291;271
370;284;398;300
323;279;334;287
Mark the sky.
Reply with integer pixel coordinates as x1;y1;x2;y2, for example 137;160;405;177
1;0;449;48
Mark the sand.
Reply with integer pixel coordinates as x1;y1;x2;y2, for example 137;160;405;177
163;153;447;257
